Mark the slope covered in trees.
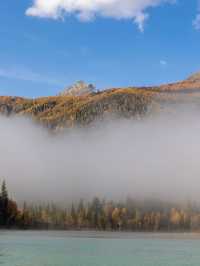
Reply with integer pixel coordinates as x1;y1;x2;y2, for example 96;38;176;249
0;88;154;130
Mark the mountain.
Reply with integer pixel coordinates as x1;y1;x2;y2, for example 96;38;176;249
1;72;200;130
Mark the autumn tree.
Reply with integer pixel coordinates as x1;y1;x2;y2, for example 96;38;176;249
0;180;9;225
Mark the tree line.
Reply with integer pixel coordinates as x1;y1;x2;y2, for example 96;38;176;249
2;180;200;231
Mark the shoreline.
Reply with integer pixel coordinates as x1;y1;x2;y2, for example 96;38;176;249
2;230;200;240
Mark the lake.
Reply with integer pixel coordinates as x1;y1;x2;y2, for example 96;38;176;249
1;231;200;266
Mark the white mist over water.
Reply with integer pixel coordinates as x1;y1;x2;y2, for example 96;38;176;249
0;110;200;203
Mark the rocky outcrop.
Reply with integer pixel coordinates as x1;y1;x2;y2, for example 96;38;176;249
59;81;96;97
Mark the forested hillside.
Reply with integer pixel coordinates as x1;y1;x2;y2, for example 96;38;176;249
0;89;155;130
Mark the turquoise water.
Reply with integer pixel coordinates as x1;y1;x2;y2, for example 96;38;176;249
1;231;200;266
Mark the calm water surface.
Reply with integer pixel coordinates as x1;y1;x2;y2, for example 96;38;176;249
1;231;200;266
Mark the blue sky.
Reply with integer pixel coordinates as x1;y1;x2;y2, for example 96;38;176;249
0;0;200;97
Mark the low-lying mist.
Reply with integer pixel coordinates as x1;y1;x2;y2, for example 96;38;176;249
1;109;200;204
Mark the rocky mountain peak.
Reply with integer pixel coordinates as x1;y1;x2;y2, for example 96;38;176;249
59;81;96;96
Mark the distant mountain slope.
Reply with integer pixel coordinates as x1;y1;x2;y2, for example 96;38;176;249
152;71;200;92
187;72;200;83
1;72;200;130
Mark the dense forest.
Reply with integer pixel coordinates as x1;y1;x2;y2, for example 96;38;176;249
2;180;200;231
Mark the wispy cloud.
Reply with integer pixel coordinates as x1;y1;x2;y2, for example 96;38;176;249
26;0;175;32
193;0;200;30
193;14;200;30
0;66;66;86
160;60;167;66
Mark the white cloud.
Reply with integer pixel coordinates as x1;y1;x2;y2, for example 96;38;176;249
26;0;174;31
193;14;200;30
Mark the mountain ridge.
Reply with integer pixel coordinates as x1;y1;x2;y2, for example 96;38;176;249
1;72;200;130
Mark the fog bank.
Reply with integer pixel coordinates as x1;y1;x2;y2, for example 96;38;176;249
0;111;200;203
